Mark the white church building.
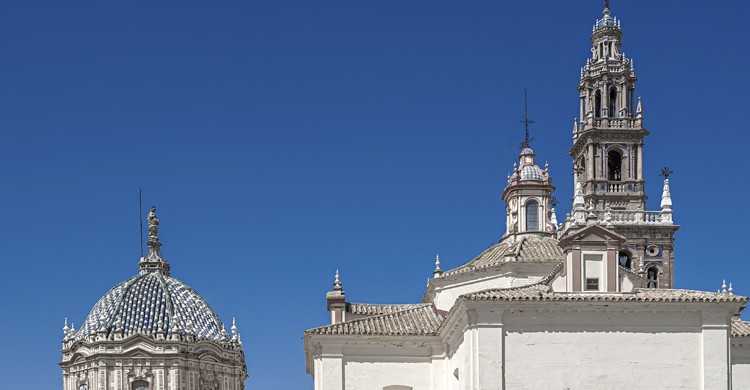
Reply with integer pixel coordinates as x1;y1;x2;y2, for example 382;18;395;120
303;3;750;389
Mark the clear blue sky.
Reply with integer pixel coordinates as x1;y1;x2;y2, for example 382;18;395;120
1;1;748;389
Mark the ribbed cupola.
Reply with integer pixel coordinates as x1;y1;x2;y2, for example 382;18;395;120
502;145;557;240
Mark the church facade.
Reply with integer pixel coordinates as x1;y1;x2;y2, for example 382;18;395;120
303;3;750;389
60;208;248;390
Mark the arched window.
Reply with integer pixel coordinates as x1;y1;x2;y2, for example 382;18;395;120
525;200;539;232
646;267;658;288
607;150;622;181
132;380;149;390
618;251;632;269
609;87;618;117
594;90;602;117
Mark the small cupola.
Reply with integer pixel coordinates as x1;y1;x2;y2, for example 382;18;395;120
502;147;556;239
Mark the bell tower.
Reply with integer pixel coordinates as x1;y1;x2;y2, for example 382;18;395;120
571;0;645;211
562;1;679;288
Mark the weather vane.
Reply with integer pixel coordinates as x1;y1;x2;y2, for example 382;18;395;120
659;167;673;180
519;88;535;149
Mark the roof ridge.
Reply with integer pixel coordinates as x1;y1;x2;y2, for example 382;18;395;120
305;304;443;334
347;302;427;307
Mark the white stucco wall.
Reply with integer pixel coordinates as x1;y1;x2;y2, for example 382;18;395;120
733;341;750;390
344;358;432;390
500;310;704;389
505;329;701;389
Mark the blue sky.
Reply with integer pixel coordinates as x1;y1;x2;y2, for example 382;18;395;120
1;1;748;389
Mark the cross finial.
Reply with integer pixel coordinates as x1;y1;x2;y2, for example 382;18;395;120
551;197;560;209
519;88;535;149
659;167;673;180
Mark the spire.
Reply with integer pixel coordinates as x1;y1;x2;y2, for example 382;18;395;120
573;180;586;223
139;206;171;276
636;97;643;118
550;197;559;227
326;270;346;324
519;89;535;149
659;168;673;223
333;269;342;291
231;317;238;341
433;254;443;277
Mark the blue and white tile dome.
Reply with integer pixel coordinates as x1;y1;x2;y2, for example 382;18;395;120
520;165;545;181
75;272;226;341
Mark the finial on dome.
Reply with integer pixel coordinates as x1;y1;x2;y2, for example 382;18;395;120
433;254;443;277
139;206;171;276
146;207;162;258
333;269;343;291
603;0;610;16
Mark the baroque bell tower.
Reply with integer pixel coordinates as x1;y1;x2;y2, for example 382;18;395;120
563;1;679;288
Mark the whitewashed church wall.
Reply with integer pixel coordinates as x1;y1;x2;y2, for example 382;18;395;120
501;310;704;389
732;341;750;390
343;357;432;390
504;328;700;389
446;333;466;390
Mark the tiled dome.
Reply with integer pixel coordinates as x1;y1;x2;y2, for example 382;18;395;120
75;271;226;341
520;165;545;181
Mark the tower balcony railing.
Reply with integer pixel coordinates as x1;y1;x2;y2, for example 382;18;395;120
559;208;673;236
598;209;665;224
593;180;643;195
578;117;642;133
592;117;640;129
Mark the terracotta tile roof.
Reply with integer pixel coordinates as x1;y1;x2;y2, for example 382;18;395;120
442;235;563;277
346;303;425;316
733;320;750;337
463;284;749;303
305;304;445;336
